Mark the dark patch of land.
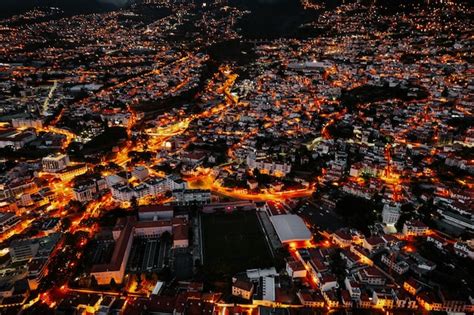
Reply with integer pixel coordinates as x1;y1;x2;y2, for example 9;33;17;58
335;195;380;235
201;211;273;278
340;84;429;109
230;0;321;39
79;126;127;156
0;0;121;19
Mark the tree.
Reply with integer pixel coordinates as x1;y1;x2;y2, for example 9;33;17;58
90;275;98;289
130;196;138;211
61;217;72;231
68;200;84;213
160;231;172;244
110;278;118;290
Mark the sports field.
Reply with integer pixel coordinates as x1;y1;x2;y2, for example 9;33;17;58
201;211;273;277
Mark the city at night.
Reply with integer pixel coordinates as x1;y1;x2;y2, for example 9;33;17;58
0;0;472;314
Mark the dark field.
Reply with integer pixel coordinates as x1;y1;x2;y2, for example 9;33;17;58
201;211;272;277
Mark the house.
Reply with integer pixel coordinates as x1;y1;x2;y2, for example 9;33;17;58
416;291;443;311
341;289;352;308
340;249;363;268
349;245;373;265
331;230;353;248
297;290;325;308
403;278;423;295
286;259;307;278
344;277;361;300
358;292;372;309
362;236;385;252
393;290;418;309
402;220;429;236
356;266;386;286
427;234;448;250
172;189;211;206
372;289;395;309
453;241;474;259
319;274;338;292
172;224;189;248
232;279;254;300
381;253;409;275
322;289;339;308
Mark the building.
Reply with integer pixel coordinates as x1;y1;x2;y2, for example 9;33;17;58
111;184;134;202
73;178;108;203
253;276;276;305
286;259;307;278
41;154;70;173
403;278;423;295
331;230;354;248
0;213;21;234
381;253;409;275
9;233;60;262
165;174;187;191
362;236;385;252
393;290;418;309
402;220;429;236
344;277;361;300
172;189;211;206
246;154;291;177
437;208;474;231
27;258;49;290
372;290;395;309
269;214;312;245
90;218;135;285
297;290;325;308
0;179;37;200
453;241;474;259
232;279;254;300
427;234;448;250
0;128;36;149
91;216;189;285
202;200;255;213
382;203;401;226
138;205;174;221
322;289;339;308
356;266;386;286
56;164;88;182
11;118;43;129
320;274;338;292
172;224;189;249
132;166;149;181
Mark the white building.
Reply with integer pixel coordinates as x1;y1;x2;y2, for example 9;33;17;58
381;254;409;275
111;184;134;202
454;242;474;260
402;220;429;236
269;214;312;245
382;203;401;226
246;154;291;177
41;154;70;173
172;189;211;206
165;174;187;191
286;259;307;278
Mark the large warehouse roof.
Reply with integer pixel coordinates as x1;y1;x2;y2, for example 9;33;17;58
269;214;312;243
